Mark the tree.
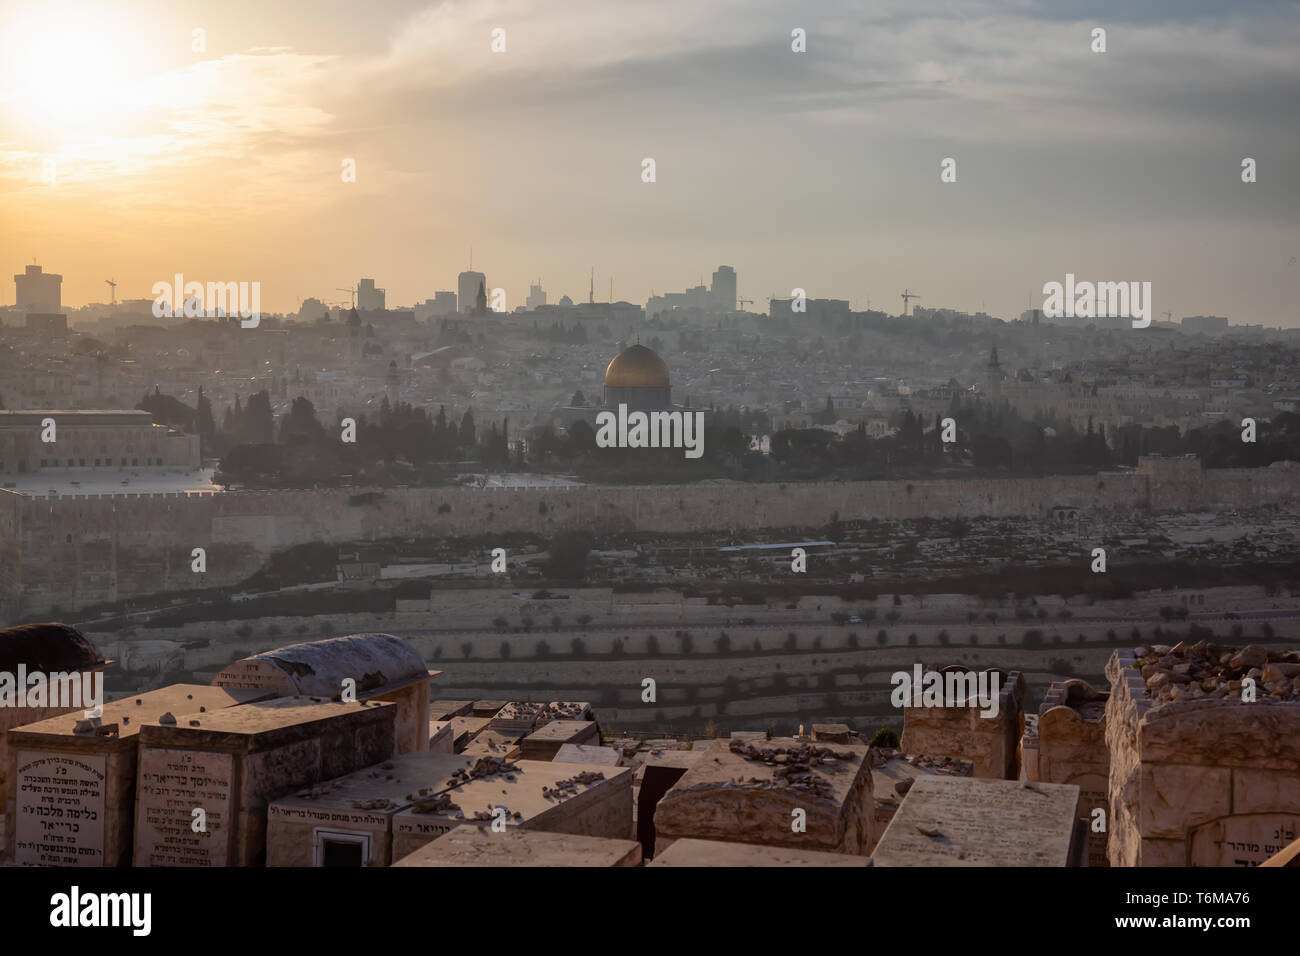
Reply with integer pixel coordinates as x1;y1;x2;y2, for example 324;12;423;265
676;631;694;654
460;641;472;659
646;634;660;655
548;531;595;580
459;408;476;447
499;641;512;659
570;637;587;656
534;640;551;659
715;632;732;654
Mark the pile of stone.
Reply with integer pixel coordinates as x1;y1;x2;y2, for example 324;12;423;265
408;792;460;815
350;798;399;811
867;747;972;776
543;701;589;721
443;755;520;788
727;740;855;798
543;770;605;799
1132;641;1300;705
295;782;336;799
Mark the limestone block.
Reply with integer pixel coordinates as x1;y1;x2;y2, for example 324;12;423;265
652;738;878;856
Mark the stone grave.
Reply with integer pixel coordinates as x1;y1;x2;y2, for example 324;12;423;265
648;837;870;867
448;715;491;752
266;751;476;866
1105;644;1300;866
868;748;973;833
652;737;879;857
393;824;642;867
133;696;395;866
899;666;1026;779
390;757;632;860
428;720;454;754
871;775;1083;867
461;728;524;759
519;720;599;761
430;700;474;720
1025;679;1111;867
214;633;438;754
0;623;111;826
554;744;623;767
811;724;854;744
4;684;269;866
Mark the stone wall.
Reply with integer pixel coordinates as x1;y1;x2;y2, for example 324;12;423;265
1024;679;1110;866
1105;649;1300;867
7;457;1300;617
900;667;1027;779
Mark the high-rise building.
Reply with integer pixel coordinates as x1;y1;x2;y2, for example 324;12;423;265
710;265;736;312
458;271;486;315
14;264;62;313
357;278;385;312
526;281;547;310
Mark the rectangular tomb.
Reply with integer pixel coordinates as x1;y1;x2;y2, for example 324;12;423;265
899;667;1026;780
390;758;633;861
393;824;642;867
871;775;1083;867
519;720;599;761
429;720;454;754
133;696;396;866
1026;679;1111;867
4;684;269;867
649;837;870;867
266;751;477;866
652;738;879;857
1105;644;1300;867
868;749;973;834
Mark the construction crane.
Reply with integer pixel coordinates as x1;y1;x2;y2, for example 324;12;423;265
737;296;753;310
104;278;117;305
901;289;920;316
337;286;357;308
1163;311;1173;323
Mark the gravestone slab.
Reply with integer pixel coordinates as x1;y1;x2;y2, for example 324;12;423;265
648;837;869;867
872;776;1082;867
519;720;599;760
394;824;641;867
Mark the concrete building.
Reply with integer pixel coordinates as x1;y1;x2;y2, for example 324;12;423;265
356;279;385;312
0;409;200;476
526;281;547;311
458;271;486;315
711;265;737;312
14;264;62;313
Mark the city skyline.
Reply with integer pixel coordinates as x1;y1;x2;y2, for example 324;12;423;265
1;0;1297;323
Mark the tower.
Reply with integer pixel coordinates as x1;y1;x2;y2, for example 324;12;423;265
987;347;1002;402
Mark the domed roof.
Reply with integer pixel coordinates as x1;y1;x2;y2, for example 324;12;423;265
604;343;669;388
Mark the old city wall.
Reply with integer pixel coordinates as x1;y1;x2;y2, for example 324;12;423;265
8;458;1298;616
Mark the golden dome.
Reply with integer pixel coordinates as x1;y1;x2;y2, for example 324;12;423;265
604;343;669;388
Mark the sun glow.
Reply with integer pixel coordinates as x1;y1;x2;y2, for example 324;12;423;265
0;3;149;144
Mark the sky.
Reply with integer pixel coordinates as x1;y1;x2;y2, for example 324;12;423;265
0;0;1298;324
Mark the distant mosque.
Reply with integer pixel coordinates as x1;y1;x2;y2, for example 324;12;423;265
554;338;706;430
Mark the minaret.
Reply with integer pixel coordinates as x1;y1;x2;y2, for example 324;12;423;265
986;347;1002;402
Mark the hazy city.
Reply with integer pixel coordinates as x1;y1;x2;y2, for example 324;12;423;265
0;0;1297;909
